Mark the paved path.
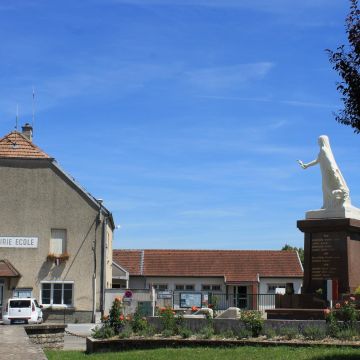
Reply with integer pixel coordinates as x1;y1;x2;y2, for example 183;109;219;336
63;323;97;351
0;325;47;360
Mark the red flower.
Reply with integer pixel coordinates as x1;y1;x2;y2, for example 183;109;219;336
191;306;199;312
323;308;331;316
119;314;125;321
335;303;341;309
115;296;122;302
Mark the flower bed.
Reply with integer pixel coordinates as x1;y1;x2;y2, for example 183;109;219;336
87;296;360;353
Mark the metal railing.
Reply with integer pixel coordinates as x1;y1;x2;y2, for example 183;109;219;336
170;292;276;311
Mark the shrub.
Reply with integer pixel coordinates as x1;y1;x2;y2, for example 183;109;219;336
354;286;360;295
131;309;149;334
302;326;326;340
118;325;132;339
139;324;156;337
240;311;264;337
219;329;235;339
162;328;174;338
179;327;192;339
91;324;115;339
263;327;276;339
236;328;252;339
159;307;176;334
108;297;126;333
198;325;214;339
339;299;358;328
326;311;340;338
325;297;358;337
278;326;298;340
335;328;357;341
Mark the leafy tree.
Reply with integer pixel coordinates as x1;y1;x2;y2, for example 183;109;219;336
327;0;360;133
281;244;304;266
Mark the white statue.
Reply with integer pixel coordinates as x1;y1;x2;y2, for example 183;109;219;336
298;135;360;219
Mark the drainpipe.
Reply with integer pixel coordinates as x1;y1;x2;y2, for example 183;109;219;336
92;200;103;323
100;214;107;315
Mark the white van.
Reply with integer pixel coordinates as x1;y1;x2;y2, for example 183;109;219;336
2;298;43;325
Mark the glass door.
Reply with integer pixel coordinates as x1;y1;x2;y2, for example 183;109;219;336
234;286;248;309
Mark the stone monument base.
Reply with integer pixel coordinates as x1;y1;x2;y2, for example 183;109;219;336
298;218;360;295
306;206;360;221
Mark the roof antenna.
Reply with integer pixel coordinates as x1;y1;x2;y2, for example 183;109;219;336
13;104;19;148
32;87;35;136
15;104;18;131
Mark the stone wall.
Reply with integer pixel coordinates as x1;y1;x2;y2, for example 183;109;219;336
25;324;67;349
147;317;328;333
43;308;93;323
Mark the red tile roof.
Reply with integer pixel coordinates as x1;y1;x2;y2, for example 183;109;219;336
113;249;303;282
113;250;143;275
0;259;21;277
0;131;51;159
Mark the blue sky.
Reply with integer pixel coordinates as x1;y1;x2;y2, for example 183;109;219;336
1;0;359;250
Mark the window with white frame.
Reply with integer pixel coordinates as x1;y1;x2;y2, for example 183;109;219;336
202;284;222;291
50;229;67;255
153;284;168;290
175;284;195;291
13;288;32;298
41;282;73;306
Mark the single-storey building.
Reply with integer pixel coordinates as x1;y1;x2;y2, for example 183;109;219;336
112;249;303;310
0;125;114;322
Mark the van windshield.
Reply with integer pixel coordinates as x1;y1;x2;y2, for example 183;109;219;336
10;300;31;308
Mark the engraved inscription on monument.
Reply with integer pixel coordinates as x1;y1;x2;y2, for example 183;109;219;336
311;232;345;280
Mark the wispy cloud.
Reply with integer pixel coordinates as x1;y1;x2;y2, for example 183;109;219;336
198;95;339;109
180;208;245;218
111;0;340;13
185;63;274;91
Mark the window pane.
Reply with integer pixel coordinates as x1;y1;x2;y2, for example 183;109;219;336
185;285;194;290
63;284;73;305
53;284;62;304
42;284;51;304
50;229;66;255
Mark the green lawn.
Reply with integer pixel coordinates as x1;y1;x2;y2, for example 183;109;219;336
46;346;360;360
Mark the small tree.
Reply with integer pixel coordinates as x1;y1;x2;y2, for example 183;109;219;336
108;296;126;333
327;0;360;133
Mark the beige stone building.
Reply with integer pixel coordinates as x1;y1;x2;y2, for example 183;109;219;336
0;124;114;322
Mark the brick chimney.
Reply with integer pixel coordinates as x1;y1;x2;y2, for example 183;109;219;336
21;123;33;142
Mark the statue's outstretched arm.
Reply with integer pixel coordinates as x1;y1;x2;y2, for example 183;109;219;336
297;159;318;169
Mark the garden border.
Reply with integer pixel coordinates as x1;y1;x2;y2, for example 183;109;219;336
86;337;360;353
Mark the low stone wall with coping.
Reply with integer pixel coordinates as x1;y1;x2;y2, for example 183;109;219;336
147;317;328;334
24;324;67;349
42;308;93;323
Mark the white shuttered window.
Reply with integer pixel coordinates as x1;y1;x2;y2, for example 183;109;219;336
50;229;67;255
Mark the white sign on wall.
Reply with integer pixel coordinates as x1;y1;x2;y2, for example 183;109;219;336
0;237;38;248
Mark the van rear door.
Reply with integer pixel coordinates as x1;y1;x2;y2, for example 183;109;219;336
9;299;32;319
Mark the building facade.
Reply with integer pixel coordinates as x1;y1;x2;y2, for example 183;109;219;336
0;125;114;322
112;249;303;310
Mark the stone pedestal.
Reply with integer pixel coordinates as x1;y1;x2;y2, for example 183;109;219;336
297;218;360;295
